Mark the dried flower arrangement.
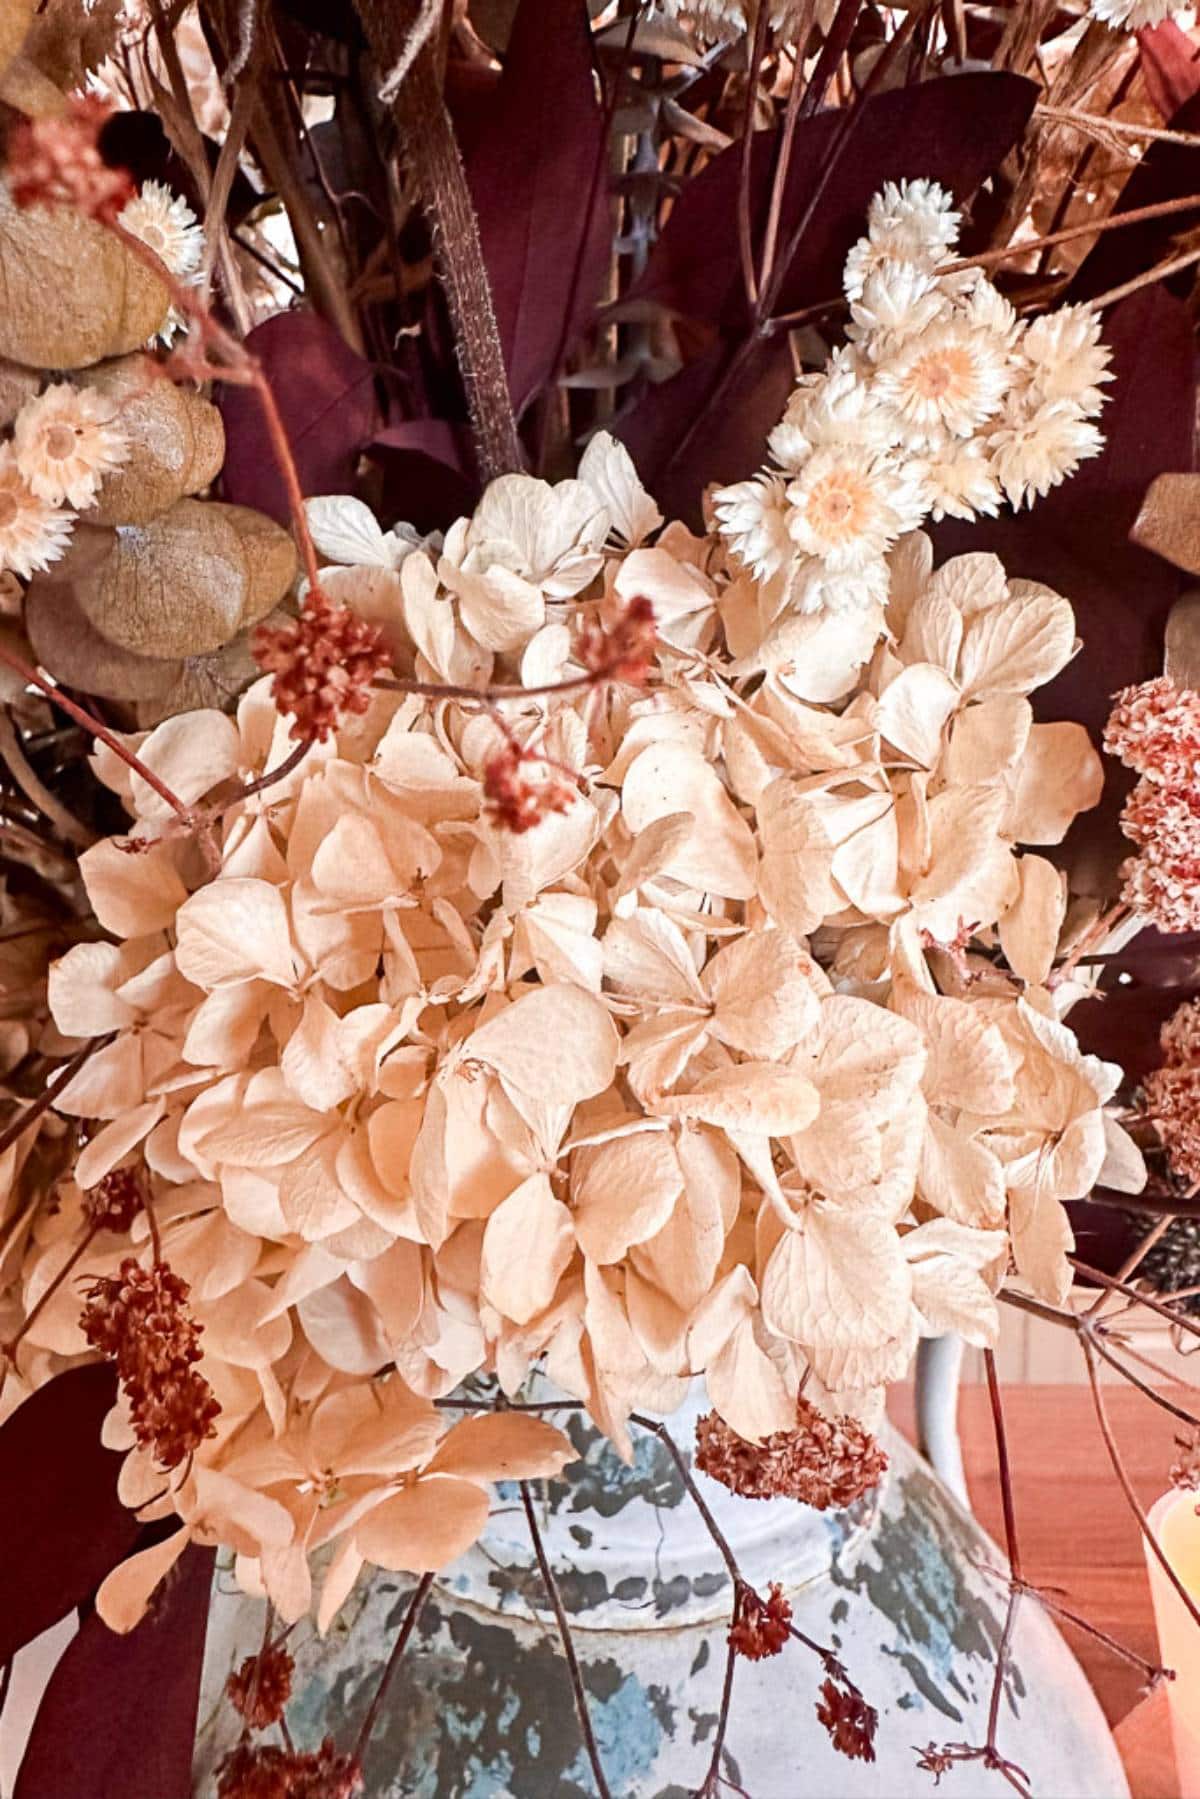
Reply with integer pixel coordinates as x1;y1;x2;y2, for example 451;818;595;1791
3;2;1200;1796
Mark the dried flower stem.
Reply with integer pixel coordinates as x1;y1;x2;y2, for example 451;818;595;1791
519;1481;612;1799
0;1036;109;1161
352;1571;434;1762
230;740;313;806
1070;1258;1200;1345
0;710;95;849
1089;244;1200;314
698;1591;740;1799
0;1223;99;1365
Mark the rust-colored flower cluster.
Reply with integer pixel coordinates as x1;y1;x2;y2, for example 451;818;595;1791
226;1644;295;1730
80;1257;219;1469
816;1674;878;1762
6;96;134;222
1144;997;1200;1190
1106;677;1200;934
1170;1432;1200;1494
83;1166;144;1235
729;1581;792;1660
575;595;657;686
216;1739;363;1799
253;588;393;744
482;739;576;834
695;1397;888;1510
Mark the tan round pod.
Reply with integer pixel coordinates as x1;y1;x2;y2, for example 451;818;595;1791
80;356;227;526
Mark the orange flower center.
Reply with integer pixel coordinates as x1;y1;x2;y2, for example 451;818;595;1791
0;493;18;528
45;424;77;461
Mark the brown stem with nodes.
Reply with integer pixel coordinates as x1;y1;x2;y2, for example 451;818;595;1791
352;0;522;483
519;1481;612;1799
352;1571;434;1763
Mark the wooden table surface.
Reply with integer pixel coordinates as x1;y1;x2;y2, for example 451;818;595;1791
891;1383;1190;1797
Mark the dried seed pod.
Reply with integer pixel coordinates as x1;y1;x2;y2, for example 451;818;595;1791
78;357;226;526
0;358;42;432
0;0;37;77
67;498;296;659
133;612;289;726
0;187;170;369
24;578;181;702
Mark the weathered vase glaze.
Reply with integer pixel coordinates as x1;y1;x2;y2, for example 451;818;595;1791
195;1391;1129;1798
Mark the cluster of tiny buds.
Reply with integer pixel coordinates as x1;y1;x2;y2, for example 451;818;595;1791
80;1257;220;1469
1105;677;1200;935
215;1738;363;1799
482;738;577;834
5;95;134;222
253;588;393;744
695;1396;888;1510
1170;1432;1200;1494
574;595;657;686
816;1673;879;1763
1143;997;1200;1190
729;1580;792;1660
83;1166;144;1235
226;1644;295;1731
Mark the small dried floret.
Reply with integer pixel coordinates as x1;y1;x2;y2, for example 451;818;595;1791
80;1257;219;1468
216;1738;363;1799
84;1167;144;1235
1162;1000;1200;1070
226;1644;295;1730
816;1675;878;1762
1143;1065;1200;1188
1170;1433;1200;1493
482;740;576;834
696;1397;888;1509
14;383;128;510
5;96;134;221
915;1742;956;1782
253;588;393;744
1105;677;1200;785
1120;847;1200;937
575;596;657;686
0;444;73;579
729;1582;792;1660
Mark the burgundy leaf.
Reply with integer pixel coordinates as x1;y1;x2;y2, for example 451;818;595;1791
1069;88;1200;303
218;313;380;525
615;333;797;530
14;1544;214;1799
368;419;479;531
466;0;611;415
624;72;1037;332
0;1364;139;1665
1138;20;1200;122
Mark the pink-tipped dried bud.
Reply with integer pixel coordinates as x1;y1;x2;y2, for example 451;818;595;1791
80;1257;219;1469
6;97;134;221
216;1739;364;1799
226;1644;294;1730
84;1166;144;1235
575;596;657;686
916;1742;956;1781
482;740;576;835
729;1582;792;1661
1105;676;1200;785
253;589;392;744
816;1675;878;1762
1162;999;1200;1069
1143;1064;1200;1188
1120;846;1200;937
695;1397;888;1510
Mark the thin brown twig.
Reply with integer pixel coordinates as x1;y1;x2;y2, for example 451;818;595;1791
0;711;94;849
1071;1259;1200;1344
0;1036;110;1161
352;1571;434;1762
519;1481;612;1799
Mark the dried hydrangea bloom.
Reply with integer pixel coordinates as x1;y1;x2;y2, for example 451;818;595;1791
5;95;134;220
1105;676;1200;786
695;1398;888;1509
729;1582;792;1660
1144;1065;1200;1188
0;444;73;578
83;1166;144;1234
226;1644;295;1730
216;1739;363;1799
13;383;129;509
1162;999;1200;1069
816;1676;879;1762
80;1259;219;1469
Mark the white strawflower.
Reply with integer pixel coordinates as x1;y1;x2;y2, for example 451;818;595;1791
768;362;896;467
918;441;1003;523
987;398;1104;509
1018;304;1112;412
867;179;961;259
790;551;891;616
848;262;947;349
1089;0;1186;29
0;445;73;578
962;274;1021;345
653;0;799;39
13;384;128;510
873;317;1009;444
785;445;926;571
712;472;792;580
118;181;205;343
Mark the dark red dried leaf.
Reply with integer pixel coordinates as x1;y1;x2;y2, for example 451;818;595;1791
466;0;611;415
0;1364;139;1665
1069;87;1200;303
13;1543;214;1799
367;419;478;531
1138;21;1200;124
625;72;1037;332
218;314;380;525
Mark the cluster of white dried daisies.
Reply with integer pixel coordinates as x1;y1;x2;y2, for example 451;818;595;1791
0;180;203;580
656;0;1185;41
3;184;1147;1635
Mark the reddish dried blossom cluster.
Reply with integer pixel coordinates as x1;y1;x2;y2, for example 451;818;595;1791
253;589;393;744
5;96;134;221
216;1739;363;1799
695;1397;888;1510
729;1581;792;1660
80;1258;219;1469
83;1166;144;1235
816;1675;879;1763
1144;998;1200;1190
1105;677;1200;934
575;595;657;685
1170;1432;1200;1493
482;739;576;834
226;1645;295;1730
